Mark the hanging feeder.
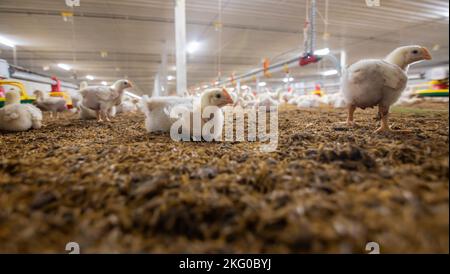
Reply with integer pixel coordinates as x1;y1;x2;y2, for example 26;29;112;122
61;11;74;22
263;58;272;77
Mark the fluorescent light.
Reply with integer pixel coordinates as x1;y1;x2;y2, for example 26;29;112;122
187;41;201;54
322;69;338;76
258;82;266;87
215;81;219;85
314;48;330;56
408;74;422;80
241;85;249;89
0;35;15;48
101;81;108;86
167;75;175;81
57;63;71;71
86;75;95;80
283;77;295;83
42;66;50;71
125;91;141;99
202;85;209;89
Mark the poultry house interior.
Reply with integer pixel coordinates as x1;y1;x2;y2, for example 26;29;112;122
0;0;448;257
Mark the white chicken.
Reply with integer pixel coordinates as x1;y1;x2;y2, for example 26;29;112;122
80;79;132;122
116;99;138;114
256;93;279;111
0;90;42;132
141;88;233;140
296;94;322;108
33;90;67;118
341;45;432;132
69;81;87;114
79;104;116;120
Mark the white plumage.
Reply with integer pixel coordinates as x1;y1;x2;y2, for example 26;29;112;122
341;45;432;132
141;88;234;140
0;90;42;132
33;90;67;117
256;93;279;111
80;79;132;122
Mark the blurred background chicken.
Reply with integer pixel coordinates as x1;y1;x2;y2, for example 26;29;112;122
33;90;67;118
0;90;42;132
79;79;132;122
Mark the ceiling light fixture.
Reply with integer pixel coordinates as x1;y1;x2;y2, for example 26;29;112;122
57;63;72;71
314;48;330;56
86;75;95;80
187;41;201;54
321;69;338;76
0;35;16;48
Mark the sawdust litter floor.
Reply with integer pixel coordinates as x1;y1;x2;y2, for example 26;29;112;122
0;102;448;253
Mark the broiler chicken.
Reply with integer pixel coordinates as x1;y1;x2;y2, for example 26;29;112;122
341;45;432;133
0;90;42;132
80;79;132;122
141;88;233;140
33;90;67;118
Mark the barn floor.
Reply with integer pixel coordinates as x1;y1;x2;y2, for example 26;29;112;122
0;102;448;253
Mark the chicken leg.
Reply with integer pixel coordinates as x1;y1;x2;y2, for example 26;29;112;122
96;110;103;122
374;105;390;133
346;105;357;126
104;110;111;122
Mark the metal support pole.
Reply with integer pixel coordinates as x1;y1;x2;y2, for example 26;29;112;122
174;0;187;96
160;41;168;96
309;0;316;54
153;72;160;97
13;47;17;66
256;77;260;93
340;50;347;74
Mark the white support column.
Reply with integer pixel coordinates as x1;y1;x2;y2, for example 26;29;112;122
340;50;347;74
256;77;260;93
13;47;17;66
160;41;168;96
153;72;161;97
174;0;187;96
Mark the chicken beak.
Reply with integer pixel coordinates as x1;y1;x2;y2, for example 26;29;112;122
222;88;234;105
422;47;432;60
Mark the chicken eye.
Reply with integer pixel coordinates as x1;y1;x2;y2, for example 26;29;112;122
412;50;419;54
215;94;221;99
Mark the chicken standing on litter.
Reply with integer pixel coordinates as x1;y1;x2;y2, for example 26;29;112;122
79;79;132;122
141;88;234;140
33;90;67;118
0;90;43;132
341;45;432;133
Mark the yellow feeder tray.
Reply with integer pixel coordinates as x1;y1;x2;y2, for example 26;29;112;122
416;89;449;97
0;80;35;108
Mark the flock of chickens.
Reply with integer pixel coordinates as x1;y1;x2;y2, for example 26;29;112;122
0;45;432;134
